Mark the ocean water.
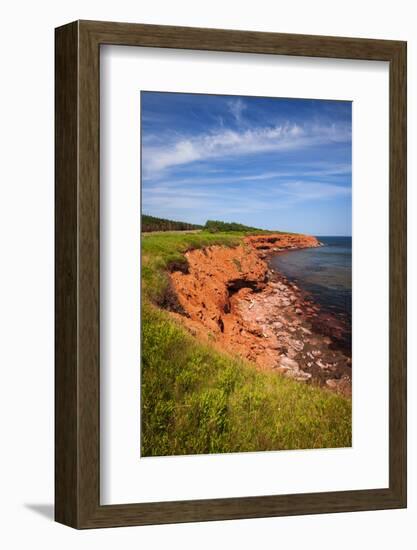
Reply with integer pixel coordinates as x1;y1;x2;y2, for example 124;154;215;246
269;236;352;324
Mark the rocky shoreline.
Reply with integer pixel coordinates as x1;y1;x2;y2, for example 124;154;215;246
169;234;352;396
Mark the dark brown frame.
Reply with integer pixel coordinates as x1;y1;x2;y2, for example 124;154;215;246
55;20;407;529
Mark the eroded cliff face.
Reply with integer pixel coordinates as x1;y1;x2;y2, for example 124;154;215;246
245;233;321;257
170;243;268;333
169;234;351;395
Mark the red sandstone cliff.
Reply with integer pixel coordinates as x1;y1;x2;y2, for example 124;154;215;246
169;234;351;395
244;233;321;257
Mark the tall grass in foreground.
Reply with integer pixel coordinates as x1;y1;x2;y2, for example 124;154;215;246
141;230;351;456
141;303;351;456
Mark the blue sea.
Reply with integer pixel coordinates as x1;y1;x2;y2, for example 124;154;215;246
269;236;352;325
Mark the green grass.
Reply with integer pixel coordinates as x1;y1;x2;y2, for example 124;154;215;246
141;304;352;456
141;230;352;456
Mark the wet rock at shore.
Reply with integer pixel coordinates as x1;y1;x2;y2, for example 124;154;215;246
277;356;299;370
326;376;351;395
275;357;312;382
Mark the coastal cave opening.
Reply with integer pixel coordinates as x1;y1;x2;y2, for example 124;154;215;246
227;279;262;296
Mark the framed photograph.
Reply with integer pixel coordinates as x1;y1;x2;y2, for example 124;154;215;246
55;20;406;528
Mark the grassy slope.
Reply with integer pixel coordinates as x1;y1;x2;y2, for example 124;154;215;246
141;231;352;456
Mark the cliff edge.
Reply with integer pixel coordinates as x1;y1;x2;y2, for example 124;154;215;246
170;233;351;395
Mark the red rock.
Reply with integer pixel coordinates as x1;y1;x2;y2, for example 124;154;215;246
245;233;320;255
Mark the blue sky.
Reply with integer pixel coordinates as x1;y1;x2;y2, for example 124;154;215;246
141;92;352;236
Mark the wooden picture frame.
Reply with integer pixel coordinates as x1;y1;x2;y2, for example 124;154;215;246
55;20;407;529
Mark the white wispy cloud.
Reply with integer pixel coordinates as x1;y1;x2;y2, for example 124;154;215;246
143;122;351;177
142;163;351;187
277;181;351;201
143;179;351;221
228;98;247;124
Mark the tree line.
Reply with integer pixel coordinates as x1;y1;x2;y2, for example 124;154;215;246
142;214;202;232
142;214;267;233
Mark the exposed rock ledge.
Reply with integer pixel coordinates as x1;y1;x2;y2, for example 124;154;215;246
245;233;321;258
169;234;351;396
